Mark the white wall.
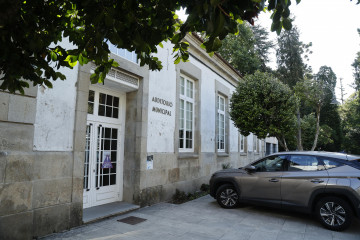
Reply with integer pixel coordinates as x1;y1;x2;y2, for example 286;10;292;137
146;41;277;155
147;42;177;153
33;39;78;151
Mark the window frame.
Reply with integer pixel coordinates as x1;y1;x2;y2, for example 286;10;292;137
252;155;288;172
108;42;138;64
87;87;125;126
179;76;195;152
239;134;245;153
253;135;258;153
286;155;324;172
217;95;226;152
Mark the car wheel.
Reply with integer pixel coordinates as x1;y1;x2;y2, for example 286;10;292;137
315;197;353;231
216;184;239;209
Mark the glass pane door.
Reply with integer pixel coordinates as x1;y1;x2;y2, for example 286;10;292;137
95;126;118;188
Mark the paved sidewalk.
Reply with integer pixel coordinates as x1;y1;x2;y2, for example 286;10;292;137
43;195;360;240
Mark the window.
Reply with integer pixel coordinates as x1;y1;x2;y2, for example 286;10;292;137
108;43;138;64
240;134;245;152
217;95;226;152
320;157;345;169
287;155;321;171
253;135;258;153
87;90;120;120
88;90;95;114
252;155;287;172
98;93;119;119
179;76;194;151
266;143;271;155
272;144;277;154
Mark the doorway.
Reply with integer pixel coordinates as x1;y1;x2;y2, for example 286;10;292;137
83;87;125;208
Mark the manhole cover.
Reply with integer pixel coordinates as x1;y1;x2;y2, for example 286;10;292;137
117;216;147;225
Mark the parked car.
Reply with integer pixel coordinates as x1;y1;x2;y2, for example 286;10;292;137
209;151;360;231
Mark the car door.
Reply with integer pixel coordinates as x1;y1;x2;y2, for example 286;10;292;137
240;155;288;205
281;155;329;209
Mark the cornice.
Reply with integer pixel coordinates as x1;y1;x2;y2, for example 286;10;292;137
184;33;241;87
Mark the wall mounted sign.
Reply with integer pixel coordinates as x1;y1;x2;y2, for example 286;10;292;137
151;96;173;116
102;151;113;169
147;155;153;170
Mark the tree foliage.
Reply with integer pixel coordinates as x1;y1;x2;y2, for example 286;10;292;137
229;71;297;150
341;92;360;154
294;66;337;151
352;29;360;92
301;114;334;150
276;26;311;88
0;0;299;93
218;23;274;75
252;24;275;70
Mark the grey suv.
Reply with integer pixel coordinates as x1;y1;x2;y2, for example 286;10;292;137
209;151;360;231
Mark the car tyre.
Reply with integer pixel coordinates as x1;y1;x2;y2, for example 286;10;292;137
315;197;353;231
216;184;239;209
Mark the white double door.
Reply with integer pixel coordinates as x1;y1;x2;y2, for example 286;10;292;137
83;88;125;209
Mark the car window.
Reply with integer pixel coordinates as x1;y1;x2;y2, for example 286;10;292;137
320;157;345;169
252;155;287;172
287;155;321;171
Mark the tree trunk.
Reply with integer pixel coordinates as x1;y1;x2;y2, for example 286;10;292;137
311;105;321;151
276;136;289;151
296;107;303;151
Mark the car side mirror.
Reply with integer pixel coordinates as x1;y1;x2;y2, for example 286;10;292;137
245;165;256;172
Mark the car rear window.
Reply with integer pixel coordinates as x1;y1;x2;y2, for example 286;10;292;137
322;158;345;169
351;159;360;164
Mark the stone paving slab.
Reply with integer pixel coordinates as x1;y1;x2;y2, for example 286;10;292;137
42;195;360;240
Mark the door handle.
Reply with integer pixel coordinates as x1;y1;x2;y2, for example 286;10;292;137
269;178;279;182
311;179;324;183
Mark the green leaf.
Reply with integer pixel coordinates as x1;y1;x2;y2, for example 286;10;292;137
271;20;280;32
282;8;290;18
158;42;164;48
44;80;53;88
171;33;181;44
212;37;222;50
282;18;292;31
112;61;119;67
90;73;98;84
213;12;225;36
78;53;84;65
50;51;57;61
65;55;78;67
174;57;181;64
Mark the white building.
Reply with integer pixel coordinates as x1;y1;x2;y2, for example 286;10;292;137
0;33;277;239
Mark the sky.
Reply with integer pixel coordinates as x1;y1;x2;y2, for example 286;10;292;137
257;0;360;101
178;0;360;101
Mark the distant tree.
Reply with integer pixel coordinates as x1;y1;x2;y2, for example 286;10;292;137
0;0;297;93
229;71;297;151
218;23;274;75
341;92;360;154
295;66;337;151
352;29;360;92
218;23;262;75
252;24;275;69
276;26;310;88
276;25;312;150
301;114;334;151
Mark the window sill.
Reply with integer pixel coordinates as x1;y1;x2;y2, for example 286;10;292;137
217;152;229;157
239;152;247;156
178;153;199;159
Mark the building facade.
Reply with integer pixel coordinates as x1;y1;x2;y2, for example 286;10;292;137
0;34;277;239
